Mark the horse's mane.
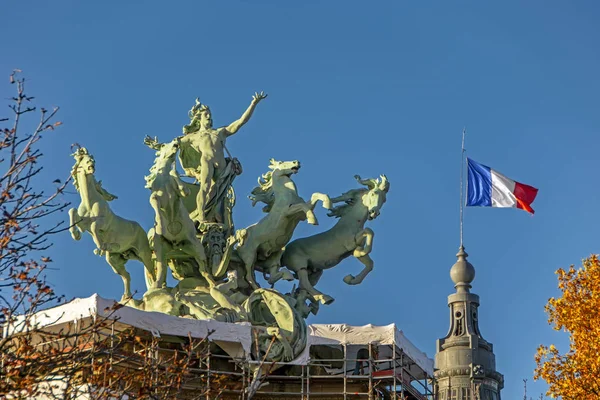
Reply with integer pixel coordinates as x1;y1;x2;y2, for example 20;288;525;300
144;149;168;189
249;170;275;213
327;188;367;218
70;158;83;192
95;180;118;201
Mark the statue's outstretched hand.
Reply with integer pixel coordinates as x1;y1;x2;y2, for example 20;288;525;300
252;91;268;104
144;135;161;150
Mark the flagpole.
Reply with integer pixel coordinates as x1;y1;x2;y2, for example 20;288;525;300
460;128;466;247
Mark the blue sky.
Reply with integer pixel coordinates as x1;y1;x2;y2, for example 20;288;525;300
3;1;600;397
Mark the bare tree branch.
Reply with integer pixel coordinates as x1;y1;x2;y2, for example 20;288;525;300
0;72;218;400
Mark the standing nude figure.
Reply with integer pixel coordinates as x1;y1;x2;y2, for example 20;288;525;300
178;92;267;225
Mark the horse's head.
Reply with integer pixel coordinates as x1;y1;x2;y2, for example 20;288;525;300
269;158;301;177
144;137;181;188
356;175;390;220
249;159;301;212
71;147;95;177
145;136;179;162
158;138;180;161
145;136;180;173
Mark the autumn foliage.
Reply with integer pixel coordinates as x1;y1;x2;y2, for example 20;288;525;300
534;255;600;399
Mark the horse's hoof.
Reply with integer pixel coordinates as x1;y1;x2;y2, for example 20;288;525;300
315;294;335;305
280;269;294;281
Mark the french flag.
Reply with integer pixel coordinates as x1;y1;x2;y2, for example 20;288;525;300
467;158;539;214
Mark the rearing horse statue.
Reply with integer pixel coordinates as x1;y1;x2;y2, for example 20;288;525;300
69;147;156;301
235;159;332;290
144;136;233;288
280;175;389;305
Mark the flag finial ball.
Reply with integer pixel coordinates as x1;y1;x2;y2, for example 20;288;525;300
450;245;475;292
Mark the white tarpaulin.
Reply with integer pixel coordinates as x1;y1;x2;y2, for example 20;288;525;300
292;323;434;377
5;295;433;377
5;294;253;359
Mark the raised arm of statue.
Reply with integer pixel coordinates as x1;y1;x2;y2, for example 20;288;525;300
225;91;267;136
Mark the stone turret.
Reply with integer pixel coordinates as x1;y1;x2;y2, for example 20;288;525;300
434;246;504;400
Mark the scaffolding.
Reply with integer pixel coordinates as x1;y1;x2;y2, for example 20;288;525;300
3;295;436;400
117;328;436;399
243;341;435;399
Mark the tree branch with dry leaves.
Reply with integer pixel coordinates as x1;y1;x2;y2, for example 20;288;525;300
0;70;70;338
0;72;217;400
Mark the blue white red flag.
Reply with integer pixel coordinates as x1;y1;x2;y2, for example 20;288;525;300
466;158;538;214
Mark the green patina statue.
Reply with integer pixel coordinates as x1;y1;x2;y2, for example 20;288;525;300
68;93;390;364
280;175;389;305
179;92;267;226
235;159;332;290
143;137;214;288
69;147;156;301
